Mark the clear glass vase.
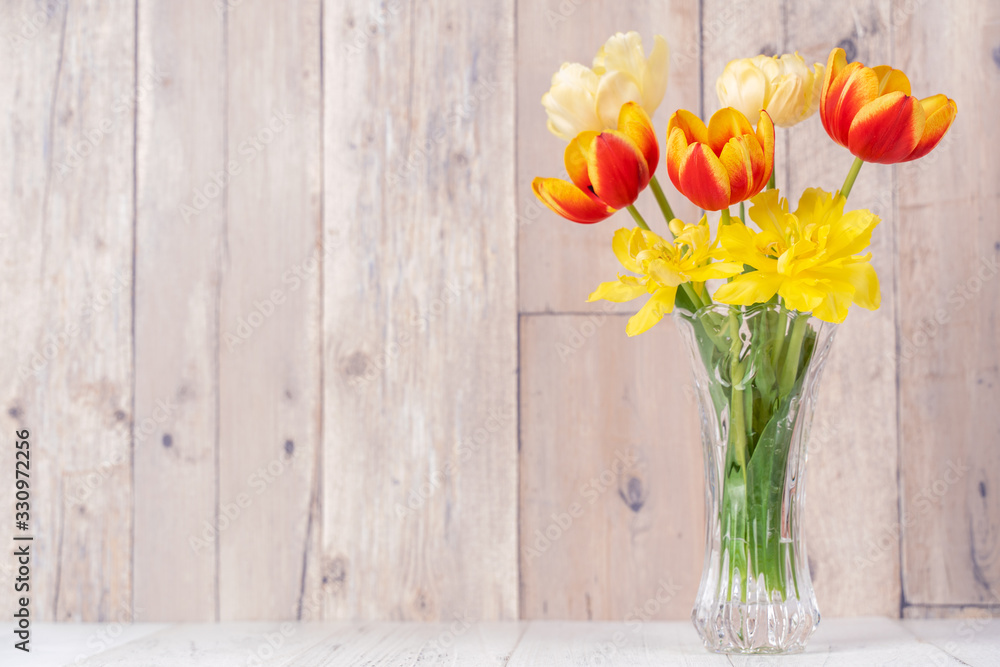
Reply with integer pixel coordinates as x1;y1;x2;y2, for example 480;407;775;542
674;303;837;654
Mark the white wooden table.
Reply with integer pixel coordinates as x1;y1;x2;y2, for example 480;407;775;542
0;617;997;666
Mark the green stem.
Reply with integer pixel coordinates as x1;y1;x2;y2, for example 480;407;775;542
648;175;676;226
767;169;776;190
728;309;748;469
840;156;864;200
778;313;810;397
720;207;732;227
681;283;705;310
626;204;650;230
739;201;745;224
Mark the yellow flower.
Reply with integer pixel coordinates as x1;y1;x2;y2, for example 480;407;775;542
588;219;742;336
542;32;669;141
713;188;881;323
716;53;824;128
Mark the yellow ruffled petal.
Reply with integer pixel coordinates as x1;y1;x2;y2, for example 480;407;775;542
778;278;825;312
587;276;648;303
612;227;641;273
713;271;784;306
626;287;676;336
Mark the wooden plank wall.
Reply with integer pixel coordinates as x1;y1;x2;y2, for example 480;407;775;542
0;0;996;623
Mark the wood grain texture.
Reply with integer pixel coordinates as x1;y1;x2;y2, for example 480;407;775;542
904;618;1000;667
72;622;335;666
219;0;323;620
504;617;966;666
322;0;519;621
896;0;1000;607
517;0;701;315
134;0;224;622
13;620;1000;666
519;315;702;620
783;1;902;616
0;0;135;622
0;622;170;666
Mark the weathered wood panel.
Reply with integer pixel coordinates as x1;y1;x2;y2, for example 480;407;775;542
322;0;519;620
519;315;702;620
783;0;902;616
133;0;224;621
896;0;1000;607
0;0;135;621
516;0;704;623
218;0;323;620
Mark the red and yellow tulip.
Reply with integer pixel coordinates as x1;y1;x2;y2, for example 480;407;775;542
533;102;659;224
666;107;774;212
820;47;957;164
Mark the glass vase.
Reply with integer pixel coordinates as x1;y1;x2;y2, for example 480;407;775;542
673;303;837;654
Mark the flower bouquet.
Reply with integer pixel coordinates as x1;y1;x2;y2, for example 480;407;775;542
533;33;956;654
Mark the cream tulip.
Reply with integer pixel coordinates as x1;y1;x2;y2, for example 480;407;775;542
542;32;669;141
716;53;824;128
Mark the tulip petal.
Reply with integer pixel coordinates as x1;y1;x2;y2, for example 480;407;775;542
641;35;670;113
678;143;731;211
823;61;879;146
666;109;709;145
820;48;848;117
589;131;648;210
666;127;690;194
779;278;826;312
542;63;603;140
626;287;676;336
612;227;642;273
595;71;644;129
617;102;659;176
588;277;648;303
752;110;775;194
718;136;756;204
904;95;957;162
812;282;854;323
564;131;598;190
871;65;912;96
707;107;755;155
713;271;784;306
847;91;924;163
532;177;614;224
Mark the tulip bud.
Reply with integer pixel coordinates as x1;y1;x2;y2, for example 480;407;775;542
542;32;669;141
716;53;824;128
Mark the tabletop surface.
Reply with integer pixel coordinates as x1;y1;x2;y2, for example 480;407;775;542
1;617;997;666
